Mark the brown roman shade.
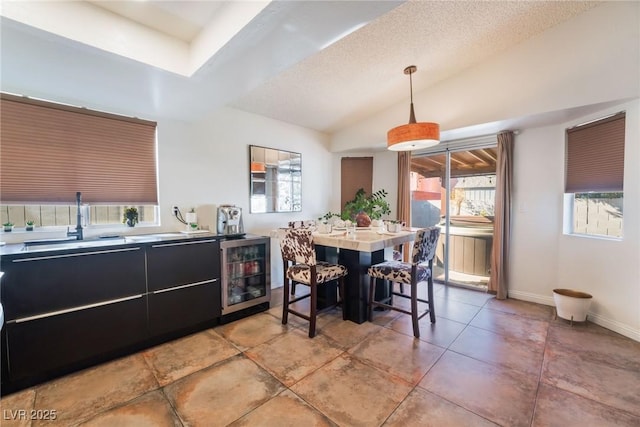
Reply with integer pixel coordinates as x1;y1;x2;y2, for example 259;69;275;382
1;94;158;204
565;112;625;193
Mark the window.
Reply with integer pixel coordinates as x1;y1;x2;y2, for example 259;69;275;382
565;112;625;238
0;93;158;228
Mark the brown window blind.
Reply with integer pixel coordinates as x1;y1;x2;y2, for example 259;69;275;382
1;94;158;204
565;112;625;193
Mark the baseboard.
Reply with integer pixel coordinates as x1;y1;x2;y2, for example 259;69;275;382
508;290;640;343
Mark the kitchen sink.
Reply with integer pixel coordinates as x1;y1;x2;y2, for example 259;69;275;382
22;238;127;252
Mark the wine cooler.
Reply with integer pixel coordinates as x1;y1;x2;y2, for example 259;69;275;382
220;235;270;314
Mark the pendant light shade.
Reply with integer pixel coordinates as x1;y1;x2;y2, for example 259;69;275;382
387;65;440;151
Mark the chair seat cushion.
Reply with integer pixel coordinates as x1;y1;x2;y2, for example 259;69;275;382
367;261;431;285
287;263;347;284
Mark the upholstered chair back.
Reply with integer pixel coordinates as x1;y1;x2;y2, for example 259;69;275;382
288;220;316;229
411;227;440;265
279;228;317;266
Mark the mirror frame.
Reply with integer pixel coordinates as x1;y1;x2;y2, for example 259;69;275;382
249;145;302;213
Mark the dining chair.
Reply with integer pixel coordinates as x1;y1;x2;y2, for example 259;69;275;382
287;219;318;295
279;228;347;338
367;227;440;338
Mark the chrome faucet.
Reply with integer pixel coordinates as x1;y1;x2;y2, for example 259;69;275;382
67;191;84;240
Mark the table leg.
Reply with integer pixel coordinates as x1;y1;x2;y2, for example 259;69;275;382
338;248;385;324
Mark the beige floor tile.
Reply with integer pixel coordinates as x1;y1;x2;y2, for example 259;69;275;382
291;354;412;427
438;286;494;307
164;355;284;427
387;314;466;348
470;307;549;344
216;312;290;351
32;354;158;426
484;297;554;321
431;296;482;324
319;316;383;349
449;325;545;376
244;327;343;387
369;306;403;327
541;340;640;416
419;351;538;427
348;328;444;385
384;387;499;427
77;390;181;427
532;383;640;427
0;388;36;427
228;389;338;427
142;329;240;386
546;324;640;371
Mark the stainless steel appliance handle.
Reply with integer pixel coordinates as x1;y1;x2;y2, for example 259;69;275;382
152;279;218;294
9;294;144;324
12;247;141;262
151;239;218;248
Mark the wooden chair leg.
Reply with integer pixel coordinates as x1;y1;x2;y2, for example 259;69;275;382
339;277;347;320
428;277;436;323
411;282;420;338
291;282;297;295
282;278;290;325
368;276;375;321
309;283;318;338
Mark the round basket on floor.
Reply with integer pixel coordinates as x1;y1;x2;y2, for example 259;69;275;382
553;288;593;323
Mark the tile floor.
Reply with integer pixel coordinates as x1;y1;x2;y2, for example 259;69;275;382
1;284;639;426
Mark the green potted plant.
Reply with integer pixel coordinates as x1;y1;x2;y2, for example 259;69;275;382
123;207;139;227
25;220;35;231
3;222;13;232
342;188;391;226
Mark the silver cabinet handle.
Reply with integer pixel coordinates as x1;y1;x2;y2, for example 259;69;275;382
10;294;144;324
151;239;217;248
152;279;218;294
12;247;141;262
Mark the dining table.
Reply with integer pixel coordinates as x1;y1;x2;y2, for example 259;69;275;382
313;227;418;324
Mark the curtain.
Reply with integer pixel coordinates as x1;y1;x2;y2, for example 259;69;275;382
397;151;411;261
489;131;514;299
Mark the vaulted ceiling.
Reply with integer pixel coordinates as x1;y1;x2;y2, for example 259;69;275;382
0;0;614;149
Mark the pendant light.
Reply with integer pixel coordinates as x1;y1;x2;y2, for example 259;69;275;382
387;65;440;151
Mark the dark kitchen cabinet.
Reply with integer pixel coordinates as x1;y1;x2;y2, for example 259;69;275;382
0;246;147;385
5;295;146;382
1;246;146;320
146;239;221;337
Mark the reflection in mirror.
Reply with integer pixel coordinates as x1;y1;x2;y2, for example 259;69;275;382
250;145;302;213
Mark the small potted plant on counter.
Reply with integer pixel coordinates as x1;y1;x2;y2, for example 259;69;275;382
25;220;35;231
3;222;14;232
123;207;139;227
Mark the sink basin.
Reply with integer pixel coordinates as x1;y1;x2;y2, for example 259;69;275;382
23;237;77;246
22;238;127;252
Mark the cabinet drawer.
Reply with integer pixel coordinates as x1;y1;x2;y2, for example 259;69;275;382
148;279;221;337
1;247;146;321
6;295;147;382
146;240;220;292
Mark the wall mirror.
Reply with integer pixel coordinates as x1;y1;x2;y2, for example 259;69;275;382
249;145;302;213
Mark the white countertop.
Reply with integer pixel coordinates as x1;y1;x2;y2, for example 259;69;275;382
271;228;417;253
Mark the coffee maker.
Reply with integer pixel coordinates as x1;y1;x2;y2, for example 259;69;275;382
216;205;245;236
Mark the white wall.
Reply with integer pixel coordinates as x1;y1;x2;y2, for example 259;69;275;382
157;107;333;285
510;99;640;341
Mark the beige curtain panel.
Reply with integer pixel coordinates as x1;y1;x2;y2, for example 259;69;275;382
0;94;158;204
489;131;514;299
397;150;411;261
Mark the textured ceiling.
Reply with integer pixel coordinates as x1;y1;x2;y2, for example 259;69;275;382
230;0;600;133
0;0;602;139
